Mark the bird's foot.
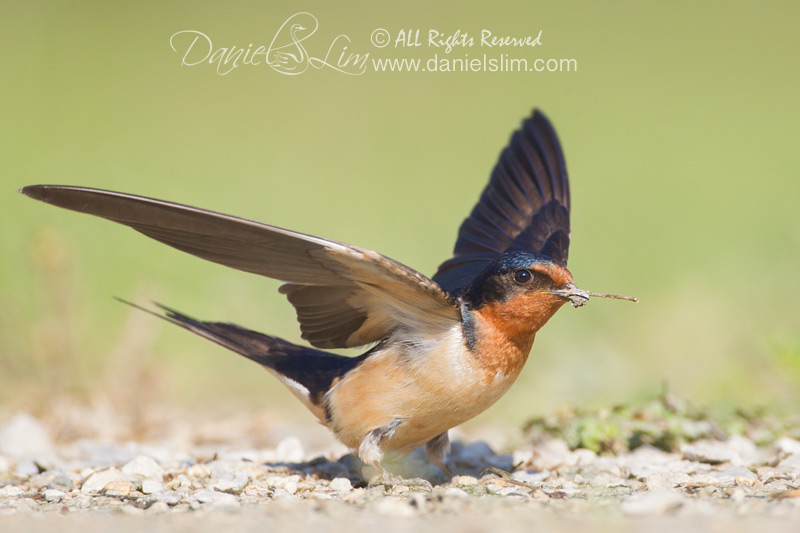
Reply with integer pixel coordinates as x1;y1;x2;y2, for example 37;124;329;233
367;472;433;494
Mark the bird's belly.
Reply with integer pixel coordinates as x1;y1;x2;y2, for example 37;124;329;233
325;332;526;453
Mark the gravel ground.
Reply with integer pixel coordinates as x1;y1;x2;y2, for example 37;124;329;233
1;408;800;532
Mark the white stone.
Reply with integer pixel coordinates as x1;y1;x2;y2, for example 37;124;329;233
29;469;72;491
206;460;249;492
148;501;170;513
271;488;297;500
43;489;65;502
142;480;163;494
682;474;719;487
283;480;299;495
573;448;598;465
726;436;760;465
210;473;248;493
512;470;548;484
777;454;800;476
0;413;53;458
122;456;164;480
0;486;24;497
329;477;352;491
497;486;527;497
265;474;300;489
151;490;181;505
275;436;304;463
187;463;211;479
374;497;416;517
620;446;677;478
81;468;128;493
682;441;739;465
452;475;480;486
512;449;533;466
775;438;800;457
646;472;691;490
13;460;40;478
710;466;757;485
192;489;240;509
444;487;469;498
621;489;685;515
530;439;572;470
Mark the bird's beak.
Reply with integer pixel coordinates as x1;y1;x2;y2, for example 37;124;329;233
546;283;638;308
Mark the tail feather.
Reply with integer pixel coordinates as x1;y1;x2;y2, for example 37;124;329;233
117;299;365;409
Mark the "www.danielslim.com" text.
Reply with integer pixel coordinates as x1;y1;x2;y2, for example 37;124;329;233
372;54;577;73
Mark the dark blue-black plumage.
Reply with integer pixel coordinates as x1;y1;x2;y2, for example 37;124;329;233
433;110;571;294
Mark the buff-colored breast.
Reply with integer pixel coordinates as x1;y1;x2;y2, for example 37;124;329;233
324;312;539;454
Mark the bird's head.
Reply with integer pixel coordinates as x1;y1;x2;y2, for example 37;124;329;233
460;251;635;340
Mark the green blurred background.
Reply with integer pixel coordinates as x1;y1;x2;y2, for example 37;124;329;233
2;1;799;432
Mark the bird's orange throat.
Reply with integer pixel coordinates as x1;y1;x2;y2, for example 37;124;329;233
471;292;568;378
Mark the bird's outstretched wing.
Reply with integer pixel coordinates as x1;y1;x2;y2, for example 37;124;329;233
433;110;571;294
20;185;459;349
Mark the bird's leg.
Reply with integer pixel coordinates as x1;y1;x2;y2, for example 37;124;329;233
359;419;432;492
425;431;454;477
358;418;401;467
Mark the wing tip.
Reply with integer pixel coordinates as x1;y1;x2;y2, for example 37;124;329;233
531;108;549;122
19;184;45;198
19;184;86;205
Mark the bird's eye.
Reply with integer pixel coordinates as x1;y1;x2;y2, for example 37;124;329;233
513;269;533;284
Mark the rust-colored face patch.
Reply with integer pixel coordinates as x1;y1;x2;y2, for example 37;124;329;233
471;290;568;378
480;291;568;343
530;262;574;288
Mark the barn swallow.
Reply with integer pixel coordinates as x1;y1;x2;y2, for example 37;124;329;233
20;110;635;475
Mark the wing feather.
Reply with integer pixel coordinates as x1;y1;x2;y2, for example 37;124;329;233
433;110;571;293
21;185;459;349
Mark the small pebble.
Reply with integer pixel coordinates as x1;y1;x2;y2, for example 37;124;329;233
192;489;240;509
444;487;469;498
682;441;739;465
29;469;73;491
148;501;170;513
530;439;573;470
621;490;685;515
329;477;352;492
777;454;800;476
142;480;163;494
756;467;782;481
452;475;479;486
774;438;800;456
710;467;757;485
81;468;128;493
104;480;133;496
646;472;690;490
275;436;304;463
122;456;164;480
151;490;182;505
0;486;24;498
42;489;65;502
0;413;53;458
14;460;41;478
373;497;416;517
